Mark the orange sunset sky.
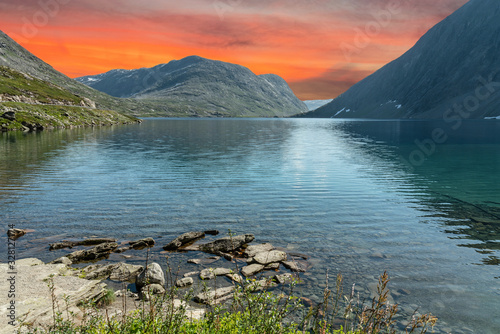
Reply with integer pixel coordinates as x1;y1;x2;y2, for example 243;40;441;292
0;0;468;100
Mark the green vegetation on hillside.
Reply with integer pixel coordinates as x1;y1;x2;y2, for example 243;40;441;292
0;66;82;105
0;66;139;131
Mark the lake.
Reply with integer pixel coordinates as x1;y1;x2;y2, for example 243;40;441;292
1;118;499;333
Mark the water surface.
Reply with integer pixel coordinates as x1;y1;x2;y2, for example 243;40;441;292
1;119;499;333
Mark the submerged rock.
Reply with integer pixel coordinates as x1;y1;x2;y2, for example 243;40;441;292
163;231;205;251
282;261;306;273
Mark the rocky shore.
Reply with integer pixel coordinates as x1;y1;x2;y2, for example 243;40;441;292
2;228;310;333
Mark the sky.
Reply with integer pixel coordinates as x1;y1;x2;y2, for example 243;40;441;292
0;0;468;100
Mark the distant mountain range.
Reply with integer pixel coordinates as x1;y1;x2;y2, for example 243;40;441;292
304;99;333;111
76;56;307;117
304;0;500;119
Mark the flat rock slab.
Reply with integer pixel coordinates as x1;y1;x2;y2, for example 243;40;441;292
83;262;144;282
64;242;118;263
241;263;265;277
244;243;275;258
194;286;235;305
0;258;106;333
253;250;287;265
49;238;117;250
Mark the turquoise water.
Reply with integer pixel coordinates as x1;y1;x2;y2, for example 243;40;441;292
1;119;499;333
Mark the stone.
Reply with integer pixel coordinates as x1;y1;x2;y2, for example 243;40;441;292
213;268;232;276
49;238;117;250
274;273;294;284
176;277;194;287
244;243;275;258
49;256;72;265
194;286;235;305
204;230;220;235
64;242;118;263
200;269;215;280
282;261;306;272
199;234;255;254
144;284;165;295
183;271;200;277
163;231;205;251
241;263;265;277
7;228;26;240
265;262;280;270
109;263;144;282
226;273;243;283
136;263;165;289
0;258;107;333
187;256;220;265
129;237;155;249
253;250;287;265
115;289;138;299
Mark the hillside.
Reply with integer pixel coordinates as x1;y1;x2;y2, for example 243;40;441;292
0;66;138;131
76;56;308;117
303;0;500;119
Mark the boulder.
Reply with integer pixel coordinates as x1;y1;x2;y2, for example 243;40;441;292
176;277;194;288
64;242;118;263
7;228;26;240
194;286;235;305
241;263;265;277
199;234;255;254
163;231;205;251
244;243;274;258
200;269;215;280
136;263;165;289
253;250;287;265
282;261;306;272
144;284;165;295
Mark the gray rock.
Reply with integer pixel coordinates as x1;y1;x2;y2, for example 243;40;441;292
282;261;306;272
64;242;118;263
7;228;26;240
115;289;138;299
204;230;220;235
109;263;144;282
241;263;265;277
49;257;72;265
136;263;165;289
163;231;205;251
226;273;243;283
253;250;287;265
244;243;274;258
200;269;215;280
264;262;280;270
129;237;155;249
200;234;255;254
176;277;194;287
183;271;200;277
274;273;294;284
144;284;165;295
187;256;220;265
213;268;232;276
194;286;235;305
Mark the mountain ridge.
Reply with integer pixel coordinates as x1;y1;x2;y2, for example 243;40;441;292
302;0;500;119
76;55;308;117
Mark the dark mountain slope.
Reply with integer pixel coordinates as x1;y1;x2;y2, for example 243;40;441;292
304;0;500;119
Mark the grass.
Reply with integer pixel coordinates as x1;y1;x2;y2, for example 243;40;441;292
18;263;438;334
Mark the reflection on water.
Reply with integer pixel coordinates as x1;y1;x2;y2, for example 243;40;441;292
1;119;499;333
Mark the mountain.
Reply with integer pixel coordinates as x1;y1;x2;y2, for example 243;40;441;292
304;99;333;111
304;0;500;119
0;30;153;117
76;56;308;117
0;65;138;131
